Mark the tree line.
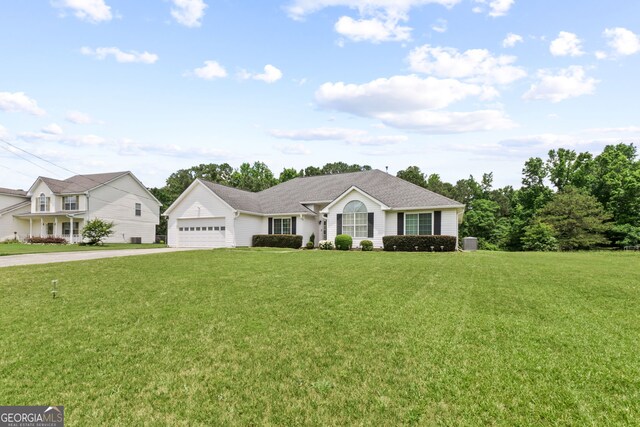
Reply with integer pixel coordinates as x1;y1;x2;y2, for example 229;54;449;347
149;144;640;250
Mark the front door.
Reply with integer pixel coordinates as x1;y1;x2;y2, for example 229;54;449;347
46;223;54;236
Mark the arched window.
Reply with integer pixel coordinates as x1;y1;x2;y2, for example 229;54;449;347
342;200;368;238
38;193;48;212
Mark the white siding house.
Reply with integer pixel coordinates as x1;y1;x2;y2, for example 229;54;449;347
0;188;30;241
165;170;465;249
10;172;161;243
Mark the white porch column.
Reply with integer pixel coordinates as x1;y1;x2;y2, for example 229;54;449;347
40;218;44;237
29;218;32;237
54;218;58;237
69;218;73;244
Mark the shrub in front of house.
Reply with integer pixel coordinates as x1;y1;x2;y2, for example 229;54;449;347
382;235;457;252
26;236;68;244
360;240;373;251
252;234;303;249
335;234;353;251
318;240;333;250
306;241;314;249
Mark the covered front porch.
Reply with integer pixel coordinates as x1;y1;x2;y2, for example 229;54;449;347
14;212;86;243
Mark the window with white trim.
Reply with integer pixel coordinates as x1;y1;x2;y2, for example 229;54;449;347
273;218;291;234
135;203;142;216
343;200;368;238
63;195;78;211
405;213;432;235
62;222;80;236
38;193;50;212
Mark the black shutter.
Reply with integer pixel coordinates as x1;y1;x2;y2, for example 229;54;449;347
268;217;273;234
367;212;374;238
397;212;404;235
434;211;442;235
291;217;297;234
337;214;342;235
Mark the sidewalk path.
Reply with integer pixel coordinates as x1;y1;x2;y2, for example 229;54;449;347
0;247;200;268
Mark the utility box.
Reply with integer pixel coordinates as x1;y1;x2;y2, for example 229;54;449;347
463;237;478;251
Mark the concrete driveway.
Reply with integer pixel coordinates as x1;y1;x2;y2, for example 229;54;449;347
0;247;200;268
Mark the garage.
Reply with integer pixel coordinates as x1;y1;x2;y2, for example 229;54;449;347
177;218;227;248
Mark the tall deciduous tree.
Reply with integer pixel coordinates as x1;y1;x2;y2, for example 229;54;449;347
396;166;427;188
546;148;594;191
230;162;277;192
278;168;300;183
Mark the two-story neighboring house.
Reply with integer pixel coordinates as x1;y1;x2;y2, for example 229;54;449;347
3;171;161;243
0;187;31;241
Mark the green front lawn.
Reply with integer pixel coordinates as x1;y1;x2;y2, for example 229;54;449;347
1;250;639;425
0;242;166;256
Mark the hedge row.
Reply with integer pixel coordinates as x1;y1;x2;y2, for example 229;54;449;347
26;236;68;244
382;235;457;252
252;234;303;249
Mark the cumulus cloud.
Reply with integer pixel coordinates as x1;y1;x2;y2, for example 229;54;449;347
431;18;447;33
407;44;526;85
52;0;112;23
269;127;407;145
275;143;311;155
65;111;96;124
502;33;523;48
285;0;461;43
42;123;63;135
549;31;584;57
473;0;514;17
335;16;411;42
117;138;232;158
523;66;598;103
315;75;514;133
603;27;640;56
189;60;228;80
171;0;207;27
0;92;46;116
80;47;158;64
239;65;283;83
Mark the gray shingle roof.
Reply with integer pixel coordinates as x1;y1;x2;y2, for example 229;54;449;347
0;200;30;215
0;187;27;197
202;169;463;214
37;172;129;194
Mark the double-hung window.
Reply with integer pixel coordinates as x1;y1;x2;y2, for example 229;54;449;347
273;218;291;234
343;200;368;238
135;203;142;216
38;193;50;212
63;196;78;211
62;222;80;236
405;213;432;235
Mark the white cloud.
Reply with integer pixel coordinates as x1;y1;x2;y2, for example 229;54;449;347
269;127;407;145
603;27;640;56
285;0;461;20
523;66;598;103
0;92;46;116
502;33;522;48
190;60;228;80
583;126;640;134
315;75;514;133
118;138;233;158
171;0;207;27
19;131;106;146
549;31;584;57
239;64;283;83
0;124;7;138
52;0;112;23
595;50;608;60
42;123;63;135
275;143;311;155
431;18;447;33
335;16;411;42
65;110;95;124
407;44;526;85
473;0;514;17
80;47;158;64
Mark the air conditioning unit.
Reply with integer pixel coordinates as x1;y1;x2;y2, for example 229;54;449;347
130;237;142;244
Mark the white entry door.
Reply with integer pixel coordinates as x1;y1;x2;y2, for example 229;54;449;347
177;218;227;248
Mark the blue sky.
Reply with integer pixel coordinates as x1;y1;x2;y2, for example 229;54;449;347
1;0;639;190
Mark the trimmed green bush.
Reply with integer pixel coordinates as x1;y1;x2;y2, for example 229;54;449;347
382;235;456;252
306;241;314;249
335;234;353;251
360;240;373;251
252;234;303;249
309;233;315;246
26;236;68;244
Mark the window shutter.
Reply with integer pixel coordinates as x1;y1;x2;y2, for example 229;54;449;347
268;217;273;234
397;212;404;235
291;217;297;235
367;212;374;238
337;214;342;235
434;211;442;235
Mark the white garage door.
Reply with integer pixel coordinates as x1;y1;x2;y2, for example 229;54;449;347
177;218;227;248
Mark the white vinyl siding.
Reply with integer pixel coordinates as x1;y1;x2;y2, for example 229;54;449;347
327;190;383;248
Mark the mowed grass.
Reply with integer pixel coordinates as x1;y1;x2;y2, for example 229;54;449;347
0;243;166;256
1;250;639;425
